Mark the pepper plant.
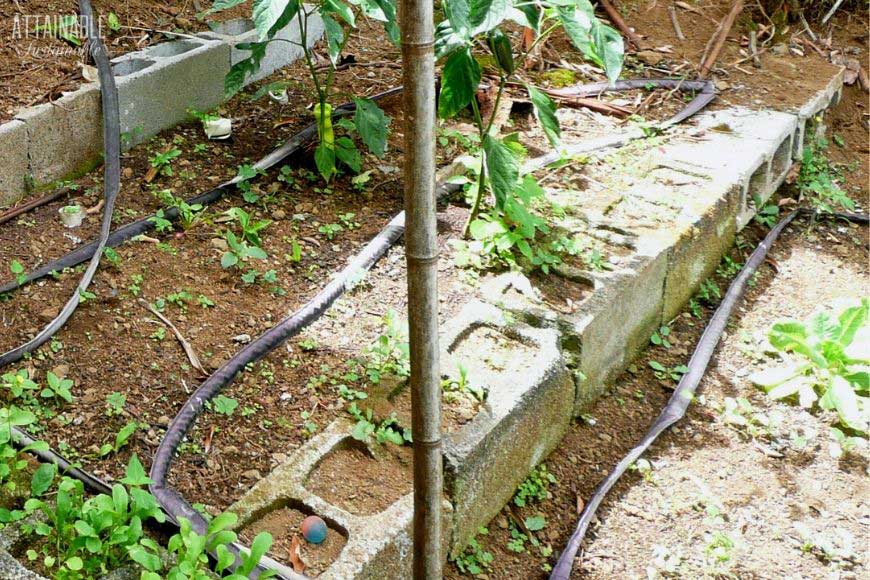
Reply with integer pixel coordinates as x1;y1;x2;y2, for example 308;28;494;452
205;0;398;181
437;0;623;268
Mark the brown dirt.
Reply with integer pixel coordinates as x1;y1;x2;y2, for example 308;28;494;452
238;504;347;577
306;439;413;516
0;0;251;122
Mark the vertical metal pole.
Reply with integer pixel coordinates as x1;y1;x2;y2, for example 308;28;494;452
399;0;441;577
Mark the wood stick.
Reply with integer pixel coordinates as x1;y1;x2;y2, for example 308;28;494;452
749;29;761;68
140;299;208;376
859;66;870;94
699;1;744;79
543;92;633;117
0;189;68;226
599;0;644;49
668;5;686;42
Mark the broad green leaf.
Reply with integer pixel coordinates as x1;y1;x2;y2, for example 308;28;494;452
209;511;239;535
483;134;519;209
122;455;152;487
335;137;362;173
438;48;481;119
30;463;56;497
246;246;269;260
252;0;300;40
129;544;162;572
443;0;472;39
526;85;560;147
469;218;508;240
201;0;248;18
225;42;268;96
66;556;83;571
590;18;624;84
353;98;390;157
242;532;274;574
322;15;345;65
524;515;546;531
468;0;511;35
819;376;868;434
323;0;356;26
845;326;870;360
769;321;827;368
836;304;867;346
749;361;807;388
845;370;869;393
221;252;239;269
314;142;337;180
215;544;235;572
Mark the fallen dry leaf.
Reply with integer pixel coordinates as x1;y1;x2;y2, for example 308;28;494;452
289;535;306;573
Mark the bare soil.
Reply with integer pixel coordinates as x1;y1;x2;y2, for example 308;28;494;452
306;439;413;516
238;505;347;576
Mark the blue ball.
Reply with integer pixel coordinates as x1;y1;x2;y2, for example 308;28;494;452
302;515;328;544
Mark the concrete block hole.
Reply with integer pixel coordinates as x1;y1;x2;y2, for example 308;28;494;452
305;436;412;516
209;18;256;36
238;498;348;577
771;134;793;180
112;58;154;77
146;39;203;58
747;160;771;204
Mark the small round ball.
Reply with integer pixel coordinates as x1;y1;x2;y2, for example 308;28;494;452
301;515;328;544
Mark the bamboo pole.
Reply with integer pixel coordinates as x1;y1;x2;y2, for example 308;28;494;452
398;0;442;577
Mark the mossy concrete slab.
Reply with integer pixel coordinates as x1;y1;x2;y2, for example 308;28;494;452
0;120;29;206
15;85;104;188
440;302;574;552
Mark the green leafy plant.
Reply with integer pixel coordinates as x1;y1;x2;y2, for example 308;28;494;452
210;0;397;181
798;136;856;214
0;406;48;495
513;464;556;507
9;260;26;285
210;395;239;416
364;309;410;383
649;360;689;382
148;147;182;177
35;15;81;46
138;512;276;579
442;364;486;402
318;222;343;240
98;421;138;457
224;207;271;247
22;455;165;578
221;231;269;269
147;209;174;234
40;371;74;403
105;392;126;417
650;326;671;349
436;0;623;253
155;189;204;231
750;299;869;435
347;403;411;446
452;527;494;576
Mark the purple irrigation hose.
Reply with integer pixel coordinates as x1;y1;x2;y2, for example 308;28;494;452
149;78;716;579
549;208;869;579
0;87;403;296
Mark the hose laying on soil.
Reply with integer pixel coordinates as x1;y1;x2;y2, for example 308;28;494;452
549;208;869;579
0;87;402;296
0;0;119;369
148;78;715;580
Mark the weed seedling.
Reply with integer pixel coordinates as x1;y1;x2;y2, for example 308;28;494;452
650;325;672;348
148;147;182;177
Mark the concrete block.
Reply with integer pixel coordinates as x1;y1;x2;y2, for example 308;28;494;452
0;120;29;206
112;37;230;147
791;67;845;159
199;12;324;84
14;84;103;187
440;302;574;552
229;420;451;579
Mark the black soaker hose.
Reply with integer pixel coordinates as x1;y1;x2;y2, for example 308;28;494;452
149;79;715;580
549;208;869;579
0;0;119;369
3;0;121;495
0;87;402;296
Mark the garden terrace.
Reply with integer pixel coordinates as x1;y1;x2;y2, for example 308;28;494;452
0;1;867;579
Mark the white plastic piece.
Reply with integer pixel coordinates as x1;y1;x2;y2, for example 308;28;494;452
59;205;85;228
269;89;289;104
204;117;232;140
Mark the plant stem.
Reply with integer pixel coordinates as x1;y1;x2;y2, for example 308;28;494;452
463;94;488;237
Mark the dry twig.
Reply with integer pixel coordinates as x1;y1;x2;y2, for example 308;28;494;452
139;299;208;376
699;1;744;78
599;0;644;49
668;5;686;41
